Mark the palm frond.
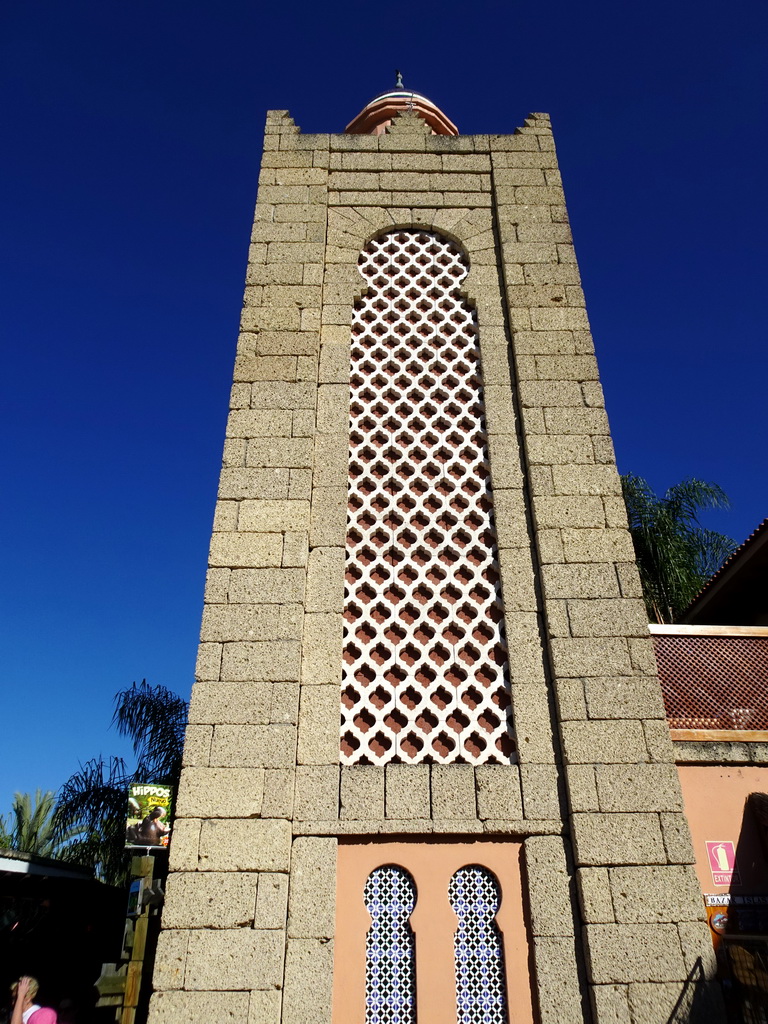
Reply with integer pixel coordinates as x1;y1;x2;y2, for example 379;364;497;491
1;789;75;859
693;528;739;581
50;682;189;883
621;474;736;623
665;478;731;523
112;680;187;783
54;757;132;884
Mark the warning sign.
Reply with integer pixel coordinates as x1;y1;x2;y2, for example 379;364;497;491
705;841;741;886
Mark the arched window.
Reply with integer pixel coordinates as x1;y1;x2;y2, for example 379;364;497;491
341;230;512;766
364;865;417;1024
449;866;508;1024
333;844;532;1024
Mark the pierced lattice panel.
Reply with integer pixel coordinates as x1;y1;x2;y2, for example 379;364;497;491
341;230;513;765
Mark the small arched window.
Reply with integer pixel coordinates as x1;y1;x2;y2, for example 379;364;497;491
334;843;532;1024
364;865;417;1024
449;865;508;1024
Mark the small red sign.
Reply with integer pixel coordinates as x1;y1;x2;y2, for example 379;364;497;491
706;841;741;886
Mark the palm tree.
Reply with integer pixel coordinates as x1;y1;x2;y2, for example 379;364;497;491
112;679;188;785
621;474;738;624
0;789;77;858
53;680;188;884
54;757;132;883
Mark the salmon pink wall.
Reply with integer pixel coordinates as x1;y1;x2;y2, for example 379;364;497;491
333;840;535;1024
678;765;768;894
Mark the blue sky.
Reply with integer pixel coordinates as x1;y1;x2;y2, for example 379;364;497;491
1;0;766;809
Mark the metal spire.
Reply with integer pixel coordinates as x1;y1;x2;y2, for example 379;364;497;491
395;69;403;89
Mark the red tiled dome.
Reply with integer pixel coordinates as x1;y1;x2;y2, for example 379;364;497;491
345;81;458;136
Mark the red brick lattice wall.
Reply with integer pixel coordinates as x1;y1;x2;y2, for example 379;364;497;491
653;633;768;729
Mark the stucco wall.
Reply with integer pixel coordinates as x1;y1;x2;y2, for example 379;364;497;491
678;764;768;895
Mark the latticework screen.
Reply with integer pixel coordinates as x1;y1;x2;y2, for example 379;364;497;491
341;230;513;765
653;633;768;730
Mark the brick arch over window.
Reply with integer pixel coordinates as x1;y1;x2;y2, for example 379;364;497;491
341;229;513;766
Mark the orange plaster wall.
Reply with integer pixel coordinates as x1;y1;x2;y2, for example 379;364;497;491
333;839;535;1024
677;765;768;894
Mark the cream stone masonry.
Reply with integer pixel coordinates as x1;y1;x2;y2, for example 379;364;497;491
150;106;722;1024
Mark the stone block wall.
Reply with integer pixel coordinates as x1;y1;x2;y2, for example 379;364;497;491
149;109;722;1024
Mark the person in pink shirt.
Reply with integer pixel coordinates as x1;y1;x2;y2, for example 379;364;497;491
10;977;57;1024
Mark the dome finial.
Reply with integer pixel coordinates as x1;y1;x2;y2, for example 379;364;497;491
345;79;459;135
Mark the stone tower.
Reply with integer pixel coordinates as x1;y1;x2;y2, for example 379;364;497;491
149;84;723;1024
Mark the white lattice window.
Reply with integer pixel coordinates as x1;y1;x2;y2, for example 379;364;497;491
341;229;513;766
